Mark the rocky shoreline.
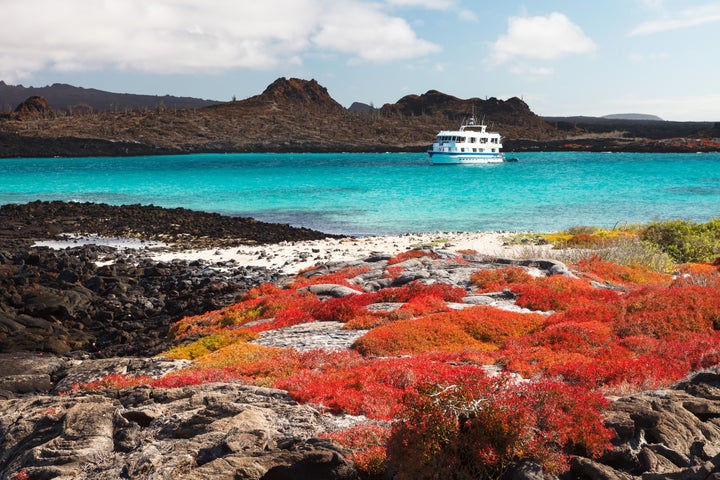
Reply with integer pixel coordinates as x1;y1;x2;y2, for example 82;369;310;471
2;201;720;479
2;131;717;158
0;201;340;358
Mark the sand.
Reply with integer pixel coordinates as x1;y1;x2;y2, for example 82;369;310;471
35;231;550;274
146;231;549;274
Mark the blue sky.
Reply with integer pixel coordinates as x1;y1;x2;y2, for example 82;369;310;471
2;0;719;121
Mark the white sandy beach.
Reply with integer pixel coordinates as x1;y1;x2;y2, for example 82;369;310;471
147;231;549;274
36;231;550;274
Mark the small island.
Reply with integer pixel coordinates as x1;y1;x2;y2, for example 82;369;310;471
1;77;719;157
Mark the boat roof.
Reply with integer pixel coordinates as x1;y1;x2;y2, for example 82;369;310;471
436;115;500;135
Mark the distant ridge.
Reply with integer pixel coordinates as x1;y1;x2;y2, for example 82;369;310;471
1;77;717;157
602;113;664;121
349;102;372;113
0;81;220;113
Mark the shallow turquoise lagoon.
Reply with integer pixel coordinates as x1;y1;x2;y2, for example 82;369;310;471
1;152;719;235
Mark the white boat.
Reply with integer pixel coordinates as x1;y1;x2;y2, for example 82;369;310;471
428;116;505;164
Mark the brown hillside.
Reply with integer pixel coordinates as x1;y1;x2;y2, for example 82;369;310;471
1;77;563;156
382;90;556;140
13;96;53;118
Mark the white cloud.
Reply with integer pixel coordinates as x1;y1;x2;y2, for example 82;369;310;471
510;65;554;77
629;3;720;35
491;12;597;63
0;0;440;82
312;2;440;62
458;9;478;22
385;0;454;9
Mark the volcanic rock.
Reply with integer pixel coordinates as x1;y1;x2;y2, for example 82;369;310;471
0;375;357;480
13;95;52;118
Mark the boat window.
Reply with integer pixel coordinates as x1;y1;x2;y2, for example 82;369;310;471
470;137;476;143
459;137;466;143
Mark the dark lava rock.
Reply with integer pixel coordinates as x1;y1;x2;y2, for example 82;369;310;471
0;200;340;250
0;368;356;480
0;244;281;356
0;201;339;357
13;95;52;118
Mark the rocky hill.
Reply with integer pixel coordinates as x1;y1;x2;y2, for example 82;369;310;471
385;89;556;140
0;81;219;113
1;77;718;157
0;77;559;156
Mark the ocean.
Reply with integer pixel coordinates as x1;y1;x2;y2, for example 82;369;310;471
1;152;719;235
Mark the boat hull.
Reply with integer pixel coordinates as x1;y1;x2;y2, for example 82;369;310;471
429;152;505;165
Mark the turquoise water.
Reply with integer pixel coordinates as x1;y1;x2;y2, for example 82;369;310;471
1;152;719;235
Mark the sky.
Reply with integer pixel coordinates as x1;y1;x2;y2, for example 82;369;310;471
1;0;719;121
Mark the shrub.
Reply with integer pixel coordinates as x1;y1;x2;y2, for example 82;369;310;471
641;217;720;263
150;367;241;388
589;236;676;273
311;293;377;322
545;226;636;250
277;353;489;420
77;373;152;391
321;424;391;476
343;311;404;330
470;267;533;292
439;306;546;346
375;281;466;303
496;320;618;377
387;249;438;265
511;276;621;312
386;375;612;479
545;300;623;326
292;265;370;289
11;470;30;480
384;265;404;279
163;329;258;360
615;285;720;338
189;341;293;386
397;295;451;316
353;317;480;356
170;284;325;337
673;262;720;288
572;255;672;288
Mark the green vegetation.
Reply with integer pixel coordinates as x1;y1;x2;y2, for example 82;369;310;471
409;237;450;249
641;217;720;263
509;218;720;271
